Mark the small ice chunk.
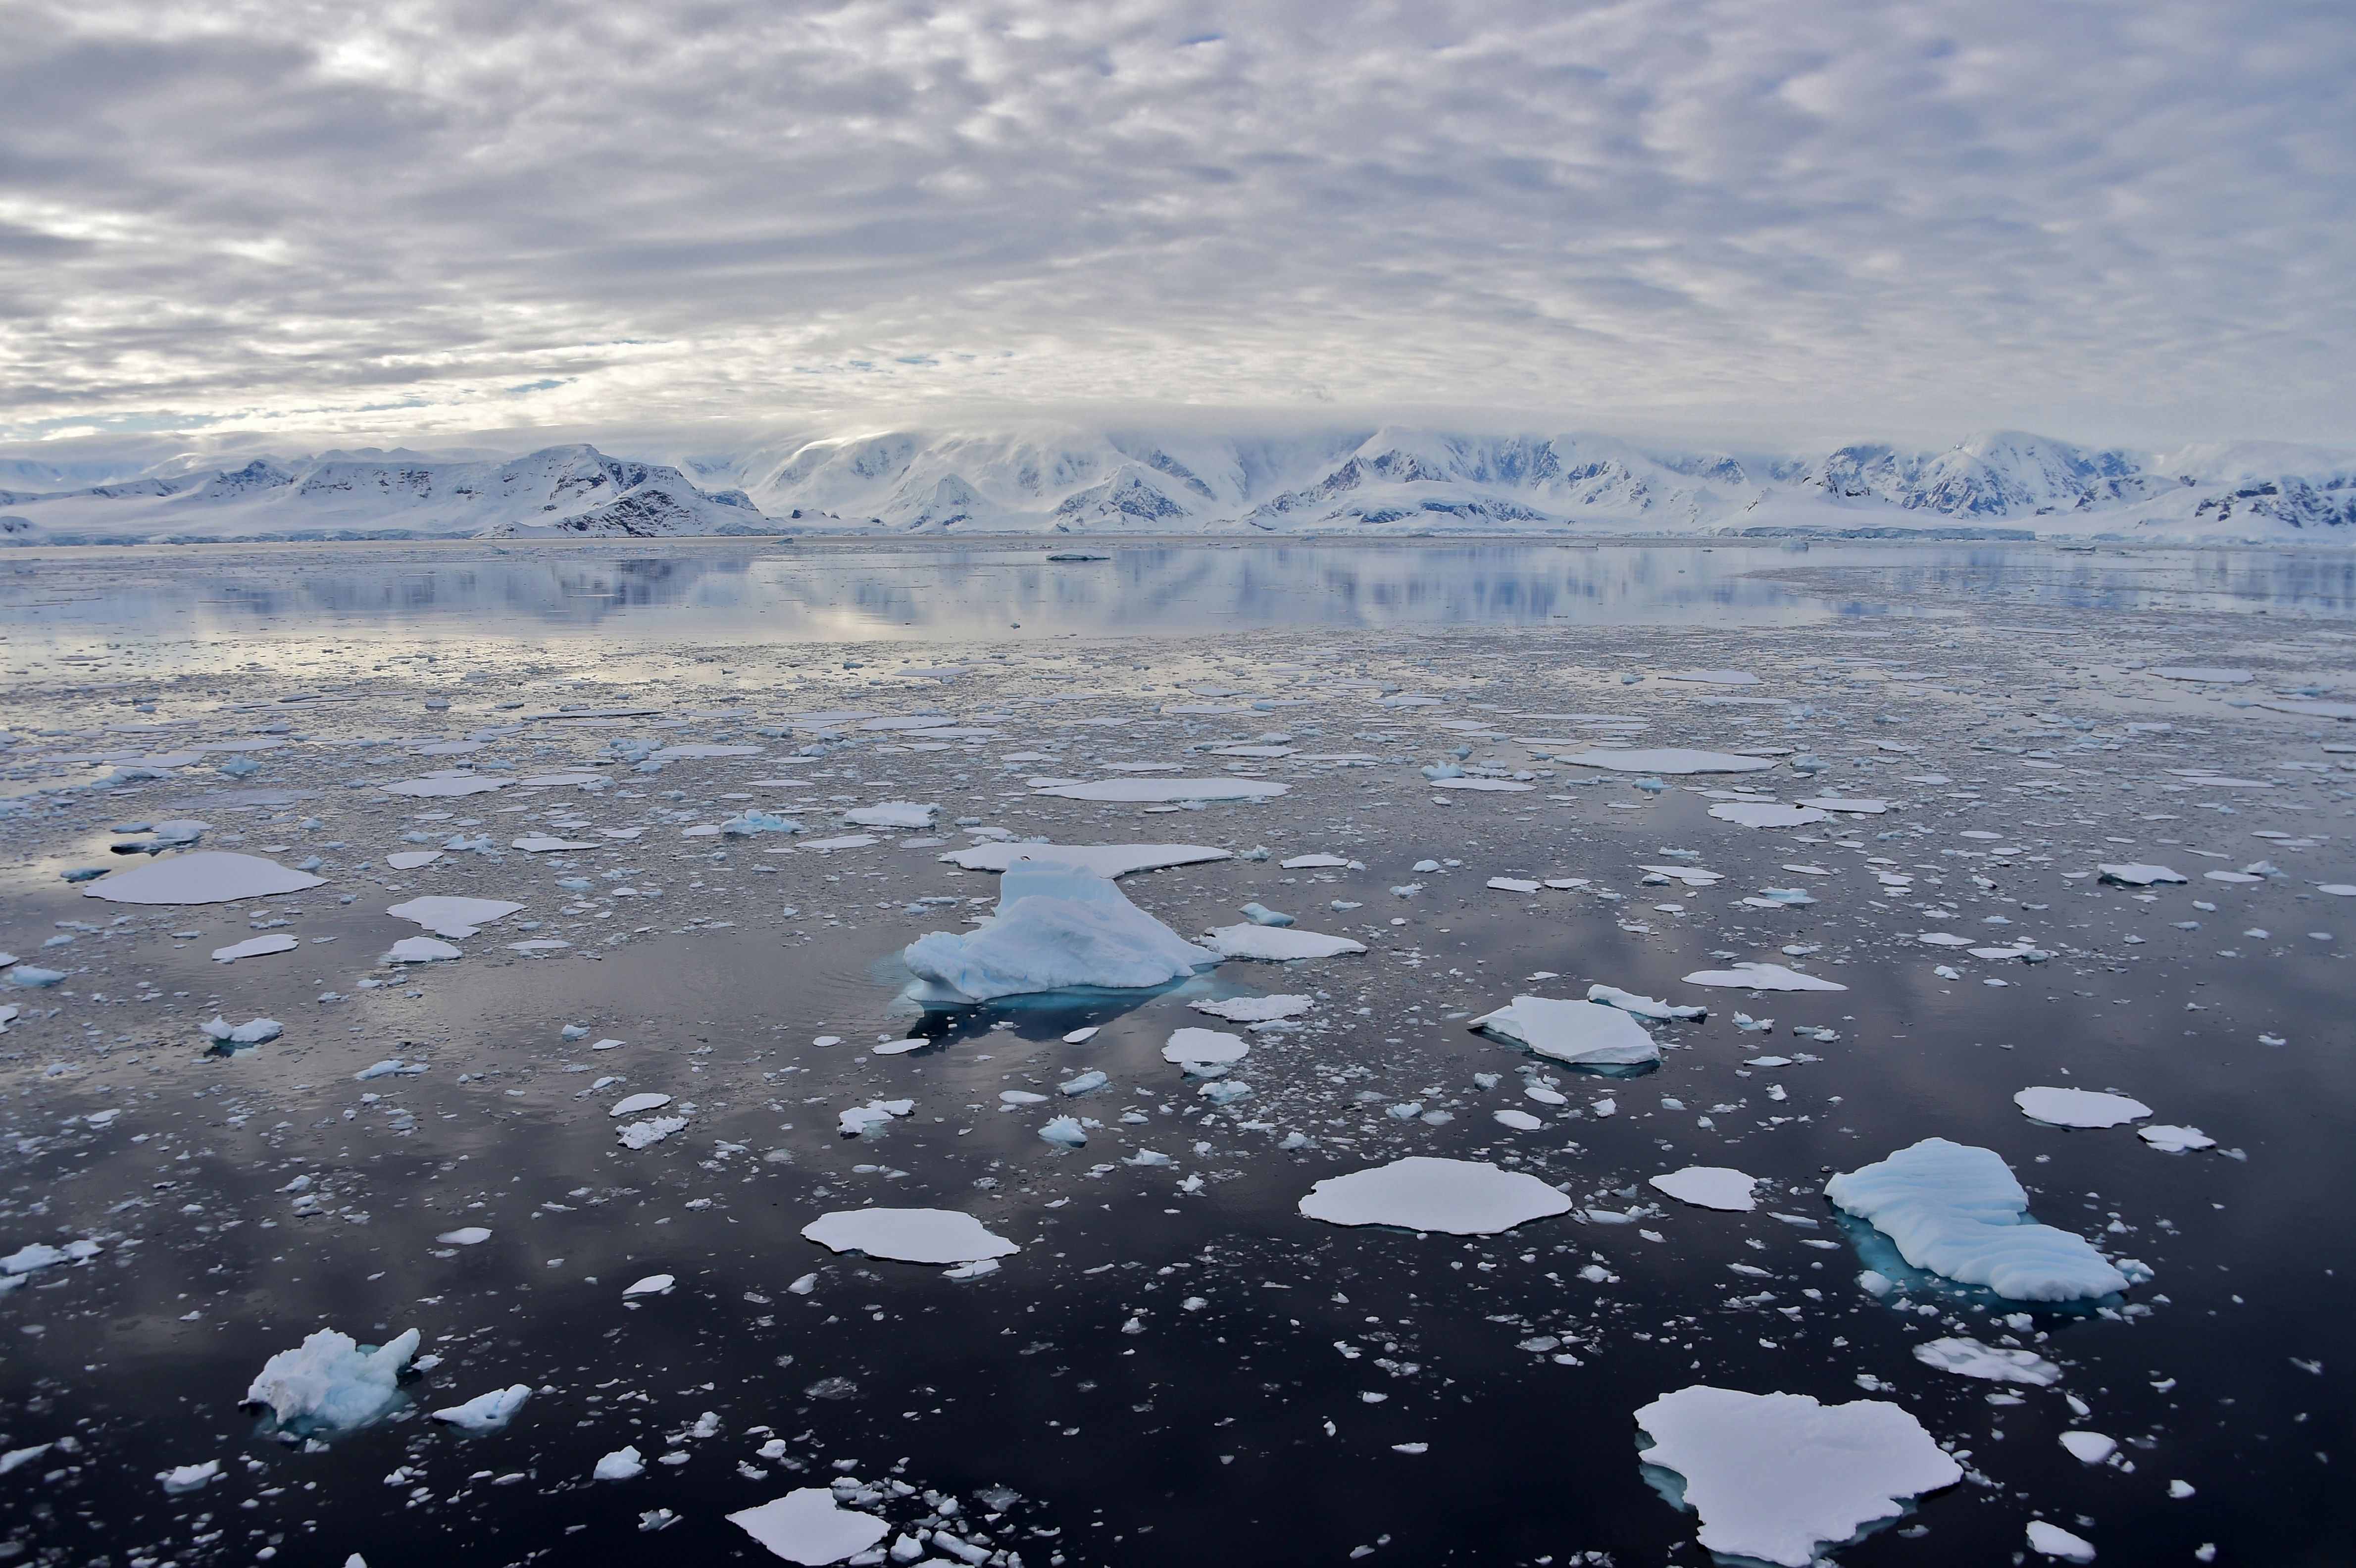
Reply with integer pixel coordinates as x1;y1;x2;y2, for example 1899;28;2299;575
622;1274;675;1298
2059;1431;2117;1465
211;933;299;963
433;1385;531;1430
383;937;462;964
1038;1115;1088;1147
202;1015;283;1045
512;835;599;852
244;1327;422;1430
1486;877;1542;893
998;1089;1049;1105
1680;962;1847;992
1469;997;1659;1066
158;1460;222;1493
1201;925;1367;960
1494;1109;1545;1131
609;1093;674;1118
2139;1124;2216;1153
1912;1336;2063;1385
1559;749;1775;774
435;1227;492;1246
386;851;443;870
617;1116;688;1150
1032;777;1288;803
1587;984;1706;1021
1828;1139;2131;1301
594;1446;646;1481
1650;1167;1760;1212
1163;1027;1249;1066
1062;1025;1101;1042
2014;1087;2152;1129
1281;854;1350;869
727;1488;891;1565
902;862;1216;1002
7;966;65;988
1298;1156;1573;1236
2026;1520;2098;1561
1191;994;1313;1022
1709;802;1833;829
940;842;1232;878
1058;1070;1108;1095
800;1208;1019;1265
2097;863;2186;886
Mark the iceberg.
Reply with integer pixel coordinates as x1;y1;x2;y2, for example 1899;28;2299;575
1826;1138;2132;1301
1468;997;1659;1067
1298;1156;1573;1236
244;1327;421;1431
901;861;1216;1002
432;1384;530;1430
727;1488;891;1566
82;851;324;905
1634;1385;1961;1568
801;1208;1019;1265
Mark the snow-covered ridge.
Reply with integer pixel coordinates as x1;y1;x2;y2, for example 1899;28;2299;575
4;426;2352;545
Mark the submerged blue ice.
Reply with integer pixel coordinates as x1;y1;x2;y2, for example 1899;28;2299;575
1825;1138;2134;1302
902;861;1217;1003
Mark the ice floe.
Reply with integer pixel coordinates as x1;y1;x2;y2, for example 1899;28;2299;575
2139;1124;2216;1152
1911;1336;2062;1385
1709;802;1832;829
1201;925;1366;961
2058;1431;2116;1465
593;1446;645;1480
383;937;461;963
1031;777;1289;803
434;1226;491;1245
202;1016;283;1045
1469;997;1660;1067
511;835;596;852
902;861;1216;1002
800;1208;1019;1265
1191;993;1313;1022
726;1488;891;1566
941;842;1231;877
380;775;510;797
621;1274;674;1298
1827;1138;2134;1301
1649;1167;1760;1212
2097;863;2186;886
387;896;525;938
1298;1156;1573;1235
432;1385;530;1430
1162;1027;1250;1067
1681;962;1847;992
1633;1385;1961;1568
2150;666;2251;683
2026;1520;2098;1561
1587;984;1705;1021
81;852;325;905
244;1328;421;1431
2014;1087;2151;1128
386;851;442;869
211;934;298;963
844;801;937;829
1558;749;1776;774
616;1116;687;1149
609;1093;673;1117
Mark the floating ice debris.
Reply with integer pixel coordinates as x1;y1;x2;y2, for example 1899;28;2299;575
1202;925;1367;960
210;933;298;963
902;861;1216;1003
617;1116;687;1150
837;1099;912;1135
2026;1520;2098;1561
943;1258;999;1280
435;1226;492;1246
1912;1336;2063;1385
999;1090;1048;1105
1632;1386;1961;1568
202;1016;282;1045
158;1460;221;1493
871;1038;926;1056
511;835;597;852
1709;801;1832;829
2150;666;2251;683
941;842;1232;877
594;1446;646;1481
1558;749;1775;775
1281;854;1351;869
798;835;876;851
1298;1156;1573;1236
2139;1124;2216;1153
380;775;511;797
8;966;66;988
1163;1027;1250;1066
1681;962;1847;992
716;810;801;837
81;851;325;905
1192;993;1313;1022
1058;1069;1107;1095
383;937;461;963
1239;902;1295;926
1650;1167;1761;1212
1587;984;1706;1022
1494;1109;1545;1130
3;1239;100;1274
1429;775;1534;792
1469;997;1660;1066
842;801;937;829
1486;876;1542;892
1917;932;1973;947
354;1059;425;1079
621;1274;675;1298
2319;883;2356;898
1038;1115;1088;1147
1199;1079;1252;1105
1641;863;1724;887
1061;1025;1101;1043
727;1488;891;1566
2097;863;2186;886
610;1092;674;1119
386;851;443;869
1661;669;1761;685
2059;1431;2117;1465
432;1385;530;1430
1025;776;1287;804
800;1208;1019;1265
2014;1087;2152;1129
244;1327;421;1430
1827;1138;2134;1301
387;895;525;938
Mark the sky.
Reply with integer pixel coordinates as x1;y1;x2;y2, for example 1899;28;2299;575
1;0;2351;458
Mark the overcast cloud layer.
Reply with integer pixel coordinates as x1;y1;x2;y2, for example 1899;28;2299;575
2;0;2350;452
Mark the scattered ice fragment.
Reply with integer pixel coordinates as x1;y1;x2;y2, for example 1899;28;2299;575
354;1059;424;1079
1202;925;1367;960
435;1227;492;1246
943;1258;999;1281
1470;997;1659;1066
1650;1167;1761;1212
617;1116;688;1149
1681;963;1847;992
727;1488;892;1565
82;852;326;905
1062;1025;1101;1042
609;1093;674;1118
1828;1139;2133;1301
1796;797;1888;815
2149;666;2251;683
1917;932;1974;947
1587;984;1705;1021
1038;1115;1088;1147
2059;1431;2117;1465
384;936;461;963
870;1038;926;1056
387;895;525;938
202;1016;283;1045
158;1460;222;1493
389;849;445;870
1298;1157;1573;1235
1559;749;1775;775
902;861;1216;1003
1855;1270;1893;1297
622;1274;675;1298
1162;1027;1250;1067
211;933;299;963
844;801;937;829
512;835;598;852
2139;1124;2215;1152
1494;1109;1545;1131
1058;1070;1108;1095
1912;1337;2063;1385
719;811;802;837
3;1239;100;1274
2097;863;2186;886
244;1328;422;1430
2014;1087;2152;1128
2026;1520;2098;1561
1199;1079;1253;1105
381;775;510;797
998;1090;1049;1105
1633;1385;1961;1568
800;1209;1019;1265
2169;1480;2197;1499
433;1385;531;1430
594;1446;645;1481
1281;854;1350;869
1239;902;1295;926
837;1100;911;1135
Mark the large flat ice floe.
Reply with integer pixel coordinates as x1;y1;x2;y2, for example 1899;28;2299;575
1191;993;1313;1022
82;852;325;905
727;1488;890;1565
2014;1087;2151;1128
1709;801;1832;829
1633;1385;1961;1568
1681;962;1848;992
387;896;525;938
902;862;1217;1002
800;1208;1020;1265
244;1328;421;1431
1201;924;1367;961
1556;749;1777;774
1031;777;1289;803
1911;1336;2062;1385
1827;1138;2134;1301
1650;1167;1760;1212
1298;1156;1573;1235
1470;997;1660;1066
939;842;1231;878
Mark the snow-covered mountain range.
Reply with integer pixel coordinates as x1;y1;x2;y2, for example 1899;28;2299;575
3;426;2351;545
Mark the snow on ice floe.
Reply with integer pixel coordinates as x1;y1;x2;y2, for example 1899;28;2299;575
244;1328;421;1431
727;1488;891;1566
843;801;937;829
1299;1156;1573;1236
1912;1336;2063;1385
1201;925;1366;961
432;1385;530;1431
2014;1087;2151;1128
800;1208;1019;1265
941;842;1231;878
902;861;1216;1003
1633;1385;1961;1568
1558;749;1775;775
2026;1520;2098;1561
1032;777;1289;803
211;934;298;963
82;851;325;905
1827;1138;2136;1301
1681;962;1847;992
379;775;510;797
1650;1167;1761;1212
2097;862;2186;886
1588;984;1705;1022
1162;1027;1250;1066
1191;993;1313;1022
1470;997;1660;1067
1709;801;1832;829
387;896;525;938
2139;1124;2216;1153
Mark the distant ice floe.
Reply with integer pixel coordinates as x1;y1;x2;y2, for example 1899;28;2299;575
608;1093;673;1118
82;852;325;905
379;775;510;797
1470;997;1660;1067
1298;1156;1573;1235
2097;862;2186;886
244;1328;421;1432
2014;1086;2152;1128
202;1016;282;1045
844;801;937;829
726;1488;890;1565
1710;801;1832;829
211;934;298;963
1633;1385;1961;1568
1649;1167;1761;1212
1556;749;1776;774
386;851;443;869
941;842;1231;878
1658;670;1761;685
383;937;461;964
1192;993;1313;1022
1827;1138;2138;1301
902;861;1216;1003
1030;778;1289;803
1912;1336;2062;1385
387;896;525;938
1201;925;1366;961
1680;962;1847;992
800;1208;1019;1265
511;835;596;852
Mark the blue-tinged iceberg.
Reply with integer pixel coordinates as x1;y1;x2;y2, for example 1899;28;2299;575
1826;1138;2134;1302
902;861;1217;1003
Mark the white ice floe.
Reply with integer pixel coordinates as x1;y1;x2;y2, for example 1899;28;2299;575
652;744;763;759
2;1239;100;1274
380;775;510;797
616;1116;687;1150
1191;993;1313;1022
1494;1109;1545;1130
1162;1026;1250;1066
2014;1087;2152;1128
593;1446;645;1481
1917;932;1973;947
1660;669;1761;685
387;895;525;938
1681;962;1848;992
1912;1336;2062;1385
2139;1124;2216;1153
2059;1431;2117;1465
1827;1138;2134;1301
1429;776;1533;792
1641;864;1724;887
244;1328;421;1430
1633;1385;1961;1568
799;835;876;851
435;1227;492;1246
386;851;442;869
1280;854;1351;869
800;1209;1019;1265
902;861;1216;1003
1486;876;1542;892
2097;863;2186;886
1470;997;1660;1066
1557;749;1776;774
211;934;298;963
432;1385;530;1430
1796;797;1888;814
1587;984;1706;1022
837;1098;913;1134
2150;666;2251;683
202;1016;283;1045
158;1461;221;1493
1038;1114;1088;1146
609;1093;673;1118
1650;1167;1761;1212
941;842;1232;878
511;835;596;853
2026;1520;2098;1561
1710;802;1832;829
844;801;937;829
383;937;461;963
1298;1156;1573;1236
727;1488;891;1566
621;1274;674;1298
1201;925;1367;961
1032;777;1289;803
82;852;325;905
